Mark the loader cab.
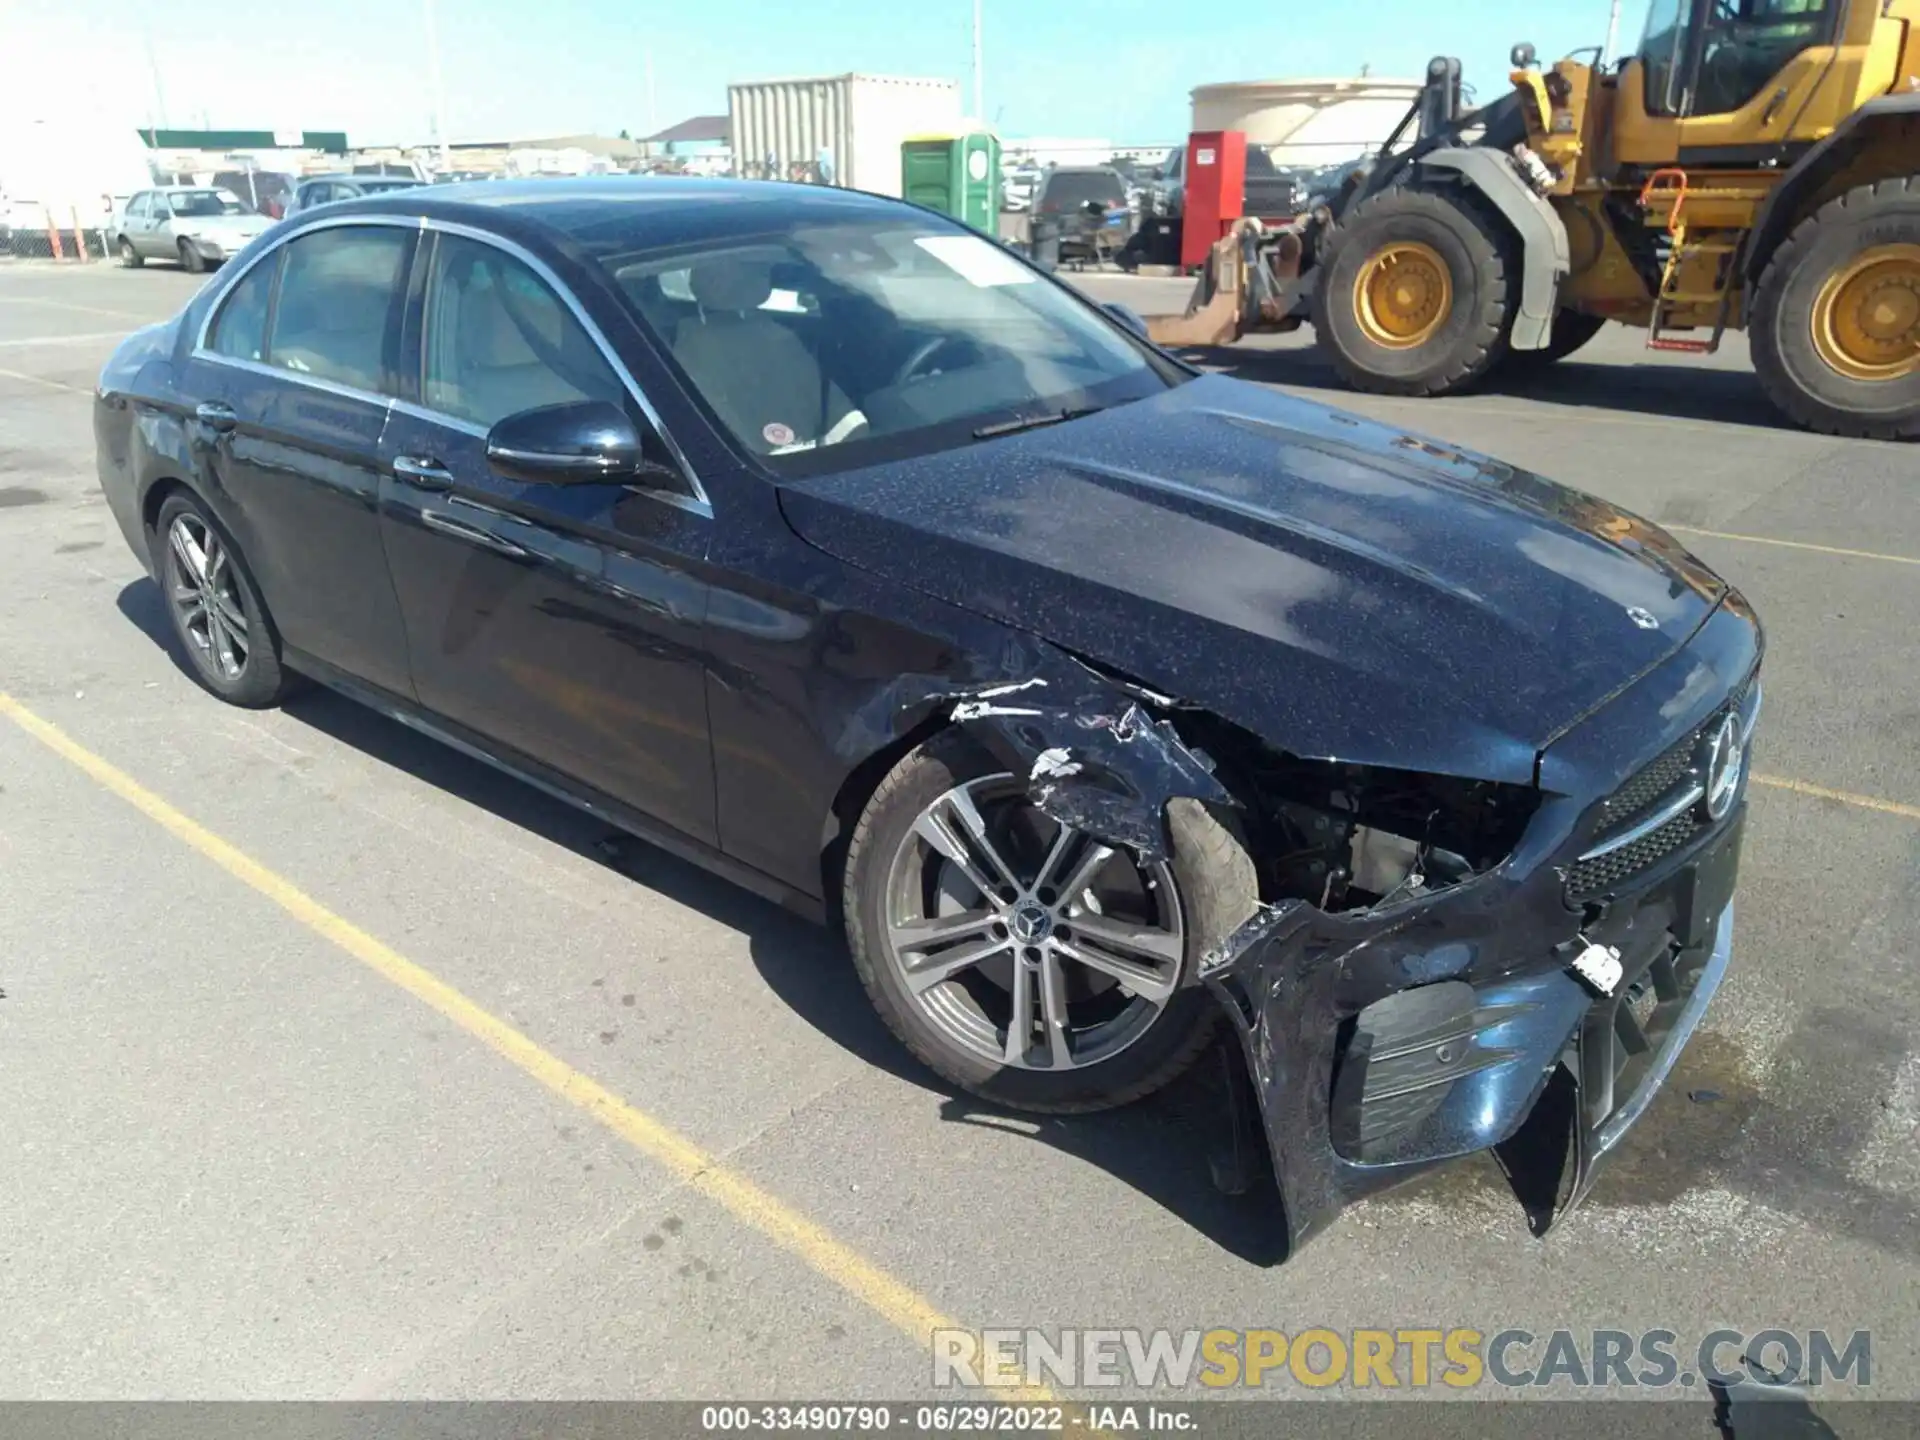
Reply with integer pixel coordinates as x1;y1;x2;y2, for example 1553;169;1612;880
1616;0;1888;163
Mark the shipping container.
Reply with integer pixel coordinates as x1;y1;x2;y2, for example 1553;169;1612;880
728;74;963;198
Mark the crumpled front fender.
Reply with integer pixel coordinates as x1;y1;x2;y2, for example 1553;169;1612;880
915;649;1236;863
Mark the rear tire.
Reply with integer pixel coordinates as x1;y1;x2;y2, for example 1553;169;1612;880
1750;175;1920;441
843;729;1259;1114
177;238;207;274
153;491;295;708
117;237;143;268
1312;182;1518;395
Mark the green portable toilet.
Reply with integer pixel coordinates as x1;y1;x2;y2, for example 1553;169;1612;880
901;130;1001;233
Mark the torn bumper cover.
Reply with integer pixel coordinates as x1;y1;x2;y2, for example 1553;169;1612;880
1202;805;1743;1251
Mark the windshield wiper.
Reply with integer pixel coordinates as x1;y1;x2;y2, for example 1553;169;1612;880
971;405;1104;440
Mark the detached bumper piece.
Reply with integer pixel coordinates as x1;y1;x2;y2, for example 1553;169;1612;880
1497;901;1734;1235
1206;799;1744;1254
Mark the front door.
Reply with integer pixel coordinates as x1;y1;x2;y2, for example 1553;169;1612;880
182;222;418;697
1678;0;1847;155
378;229;718;844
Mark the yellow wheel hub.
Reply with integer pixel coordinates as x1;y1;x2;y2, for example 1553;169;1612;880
1353;241;1453;349
1810;243;1920;382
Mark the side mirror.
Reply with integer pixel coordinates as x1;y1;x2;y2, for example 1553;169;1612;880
486;400;645;485
1103;302;1150;340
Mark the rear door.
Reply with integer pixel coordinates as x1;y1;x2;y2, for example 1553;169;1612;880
181;220;418;696
118;192;151;252
377;227;718;843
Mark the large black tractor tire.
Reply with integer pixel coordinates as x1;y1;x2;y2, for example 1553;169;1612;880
1498;310;1607;377
1750;175;1920;441
1312;182;1519;396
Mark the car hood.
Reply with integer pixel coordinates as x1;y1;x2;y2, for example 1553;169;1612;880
778;375;1726;785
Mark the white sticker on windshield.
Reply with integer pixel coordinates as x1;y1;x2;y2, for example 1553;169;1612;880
913;234;1035;288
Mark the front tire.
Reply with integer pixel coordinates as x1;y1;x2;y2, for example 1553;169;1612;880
1312;182;1517;395
177;238;207;274
843;730;1259;1113
1751;175;1920;441
154;491;294;707
118;237;143;268
1499;310;1607;377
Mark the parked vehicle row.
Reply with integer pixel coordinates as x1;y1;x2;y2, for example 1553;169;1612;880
114;174;428;272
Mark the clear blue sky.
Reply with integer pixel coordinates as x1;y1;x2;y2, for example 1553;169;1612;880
14;0;1625;145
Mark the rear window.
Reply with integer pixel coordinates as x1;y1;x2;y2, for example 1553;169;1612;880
1040;172;1125;210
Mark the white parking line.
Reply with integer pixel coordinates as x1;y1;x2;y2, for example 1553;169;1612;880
0;295;150;321
0;367;87;394
0;331;129;349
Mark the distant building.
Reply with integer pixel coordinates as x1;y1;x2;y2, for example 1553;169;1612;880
644;115;730;159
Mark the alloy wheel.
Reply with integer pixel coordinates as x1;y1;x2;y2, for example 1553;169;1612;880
881;775;1185;1072
166;513;250;680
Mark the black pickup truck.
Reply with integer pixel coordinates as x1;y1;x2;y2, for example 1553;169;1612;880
1147;143;1301;222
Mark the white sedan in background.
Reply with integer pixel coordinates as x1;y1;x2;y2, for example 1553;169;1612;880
114;187;273;273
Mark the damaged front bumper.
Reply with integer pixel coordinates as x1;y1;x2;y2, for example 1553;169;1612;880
1203;803;1745;1251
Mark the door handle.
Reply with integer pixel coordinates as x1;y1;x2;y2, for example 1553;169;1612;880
392;454;454;491
419;508;529;558
194;401;237;431
1760;86;1791;127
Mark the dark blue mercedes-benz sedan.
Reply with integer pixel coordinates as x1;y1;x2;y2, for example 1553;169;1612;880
93;177;1760;1250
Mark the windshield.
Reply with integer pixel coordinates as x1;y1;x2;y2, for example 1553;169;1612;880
603;216;1177;475
168;190;247;217
1637;0;1690;114
1039;172;1126;211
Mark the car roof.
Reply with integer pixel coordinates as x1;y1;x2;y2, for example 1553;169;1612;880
318;175;918;253
1044;166;1122;178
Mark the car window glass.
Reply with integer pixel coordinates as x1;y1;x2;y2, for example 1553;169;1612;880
267;226;409;392
1040;172;1125;210
208;255;278;362
169;190;246;217
422;233;626;428
126;193;150;219
607;219;1171;469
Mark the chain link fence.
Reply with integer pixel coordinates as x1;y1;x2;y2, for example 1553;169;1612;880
2;215;114;262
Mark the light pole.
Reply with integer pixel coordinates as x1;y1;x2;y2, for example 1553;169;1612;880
423;0;452;172
1602;0;1624;66
972;0;984;121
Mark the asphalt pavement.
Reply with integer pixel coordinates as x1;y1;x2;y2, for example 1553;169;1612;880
2;256;1917;1407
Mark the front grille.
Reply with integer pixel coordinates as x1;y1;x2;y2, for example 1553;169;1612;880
1566;810;1700;898
1598;731;1697;828
1566;673;1753;902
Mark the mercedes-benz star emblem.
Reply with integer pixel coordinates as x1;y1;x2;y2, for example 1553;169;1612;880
1010;903;1052;943
1699;712;1744;821
1626;606;1659;631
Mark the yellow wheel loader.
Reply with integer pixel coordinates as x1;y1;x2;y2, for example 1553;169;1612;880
1151;1;1920;438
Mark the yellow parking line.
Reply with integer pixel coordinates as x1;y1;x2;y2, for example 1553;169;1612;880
0;690;1043;1395
1666;525;1920;569
1752;773;1920;822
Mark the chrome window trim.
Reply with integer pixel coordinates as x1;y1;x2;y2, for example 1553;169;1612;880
190;212;712;519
